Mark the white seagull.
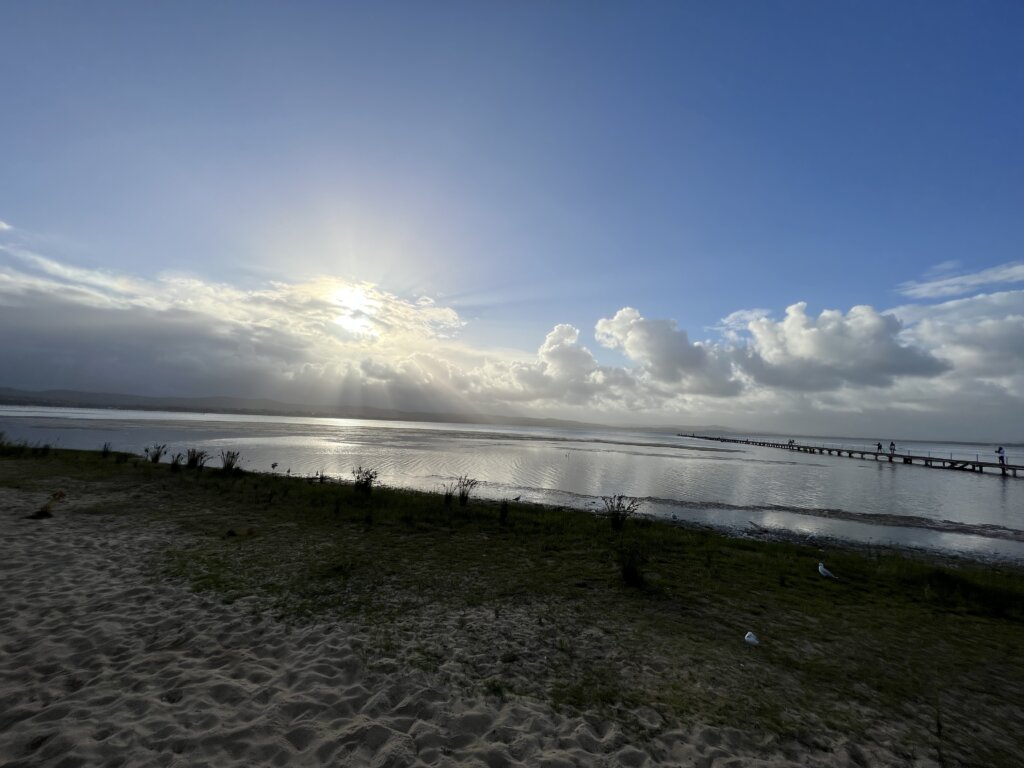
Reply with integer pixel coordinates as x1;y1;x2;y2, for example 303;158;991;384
744;631;760;646
818;562;838;579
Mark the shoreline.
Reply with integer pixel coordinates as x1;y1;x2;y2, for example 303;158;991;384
3;449;1024;766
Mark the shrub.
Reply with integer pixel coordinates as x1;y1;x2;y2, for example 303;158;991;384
169;452;184;472
602;494;642;531
220;450;241;473
145;444;167;464
101;442;112;459
352;466;378;494
186;448;210;470
115;451;130;464
456;476;479;506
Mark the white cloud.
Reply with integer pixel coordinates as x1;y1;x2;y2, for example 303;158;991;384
1;248;1022;439
0;220;12;231
898;262;1024;299
711;308;772;340
739;302;949;391
595;307;741;395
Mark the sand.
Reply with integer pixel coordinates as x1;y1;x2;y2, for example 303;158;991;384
0;485;930;767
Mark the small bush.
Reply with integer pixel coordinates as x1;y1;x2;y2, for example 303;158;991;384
101;442;112;459
115;451;130;464
169;452;184;472
186;448;210;470
456;476;479;507
602;494;642;531
220;450;241;473
145;444;167;464
352;466;378;494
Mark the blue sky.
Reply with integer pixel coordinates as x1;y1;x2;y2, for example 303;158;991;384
2;2;1023;438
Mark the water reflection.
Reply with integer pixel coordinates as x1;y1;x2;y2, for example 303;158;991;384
3;406;1023;561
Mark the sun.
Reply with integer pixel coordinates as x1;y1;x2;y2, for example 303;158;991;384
332;284;380;336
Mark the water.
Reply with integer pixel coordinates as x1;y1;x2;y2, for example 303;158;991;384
3;406;1023;561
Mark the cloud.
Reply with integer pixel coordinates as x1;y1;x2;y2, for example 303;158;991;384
471;325;633;407
711;308;772;340
595;307;741;395
902;292;1024;381
739;302;950;391
1;248;1022;439
898;262;1024;299
0;220;12;231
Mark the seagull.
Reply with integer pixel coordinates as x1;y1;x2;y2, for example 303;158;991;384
271;462;279;470
744;631;760;646
818;562;838;579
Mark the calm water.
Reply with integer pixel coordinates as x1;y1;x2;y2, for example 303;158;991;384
3;406;1023;561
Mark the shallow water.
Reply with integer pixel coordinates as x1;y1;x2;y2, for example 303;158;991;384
3;406;1023;561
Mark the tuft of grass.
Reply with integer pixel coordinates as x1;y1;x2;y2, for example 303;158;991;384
169;452;184;473
220;450;241;473
145;444;167;464
101;442;112;459
186;448;209;470
456;476;479;506
441;480;456;507
602;494;642;531
352;466;378;494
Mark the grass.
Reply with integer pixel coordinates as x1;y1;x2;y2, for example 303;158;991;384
3;445;1024;765
602;493;643;531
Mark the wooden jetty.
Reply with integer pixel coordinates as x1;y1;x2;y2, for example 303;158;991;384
687;435;1021;478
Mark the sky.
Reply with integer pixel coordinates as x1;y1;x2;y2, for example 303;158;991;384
1;1;1023;441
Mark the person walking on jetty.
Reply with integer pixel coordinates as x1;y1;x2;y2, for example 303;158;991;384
996;446;1006;466
876;441;882;453
889;441;896;455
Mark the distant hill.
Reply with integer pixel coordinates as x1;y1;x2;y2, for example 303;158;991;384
0;387;608;431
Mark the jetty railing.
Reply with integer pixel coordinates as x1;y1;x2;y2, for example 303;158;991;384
685;435;1021;478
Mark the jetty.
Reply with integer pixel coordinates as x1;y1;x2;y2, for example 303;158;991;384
687;435;1021;478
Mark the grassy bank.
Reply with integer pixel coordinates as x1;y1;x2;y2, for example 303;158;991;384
4;445;1024;766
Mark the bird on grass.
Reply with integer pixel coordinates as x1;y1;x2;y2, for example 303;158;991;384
744;631;760;646
818;562;838;579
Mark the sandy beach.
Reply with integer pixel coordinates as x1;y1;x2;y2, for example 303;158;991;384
0;493;815;767
4;453;1021;766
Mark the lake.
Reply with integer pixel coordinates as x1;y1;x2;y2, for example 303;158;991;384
2;406;1023;561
